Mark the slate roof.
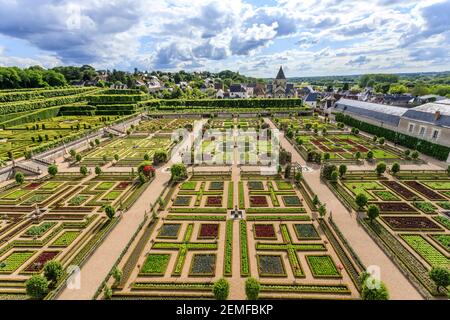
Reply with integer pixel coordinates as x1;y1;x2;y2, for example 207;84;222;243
230;84;246;93
334;98;407;126
305;92;318;102
403;101;450;127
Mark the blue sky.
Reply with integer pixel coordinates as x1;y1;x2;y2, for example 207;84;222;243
0;0;449;77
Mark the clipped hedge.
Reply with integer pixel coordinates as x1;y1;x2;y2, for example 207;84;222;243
143;98;304;110
0;87;96;103
88;94;148;105
335;113;450;161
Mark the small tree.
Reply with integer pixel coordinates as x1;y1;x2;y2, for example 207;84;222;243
103;285;112;300
404;149;411;158
114;154;119;162
80;166;88;176
378;137;385;145
330;170;339;182
69;149;76;159
366;150;374;161
75;154;82;163
245;278;260;300
284;164;291;179
355;193;368;210
429;267;450;292
312;195;320;206
95;138;100;146
170;163;187;181
355;151;361;161
318;204;327;218
338;164;347;178
102;155;108;164
391;162;400;175
105;205;116;220
43;260;64;288
361;272;389;300
153;149;169;165
372;136;378;143
212;278;229;300
323;153;331;161
112;267;123;285
411;151;419;160
26;275;48;300
48;164;58;176
375;162;387;175
143;153;150;161
294;171;302;184
89;141;95;148
15;172;25;184
95;166;102;175
367;204;380;223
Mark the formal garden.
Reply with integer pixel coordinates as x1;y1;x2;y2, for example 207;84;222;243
324;167;450;297
106;171;362;300
0;171;149;300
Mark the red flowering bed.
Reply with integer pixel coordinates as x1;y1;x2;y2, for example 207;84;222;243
382;216;443;231
24;251;59;272
254;224;276;238
250;196;269;207
382;181;418;200
116;182;131;190
25;183;41;190
206;196;222;207
143;165;156;177
199;224;219;238
404;181;446;200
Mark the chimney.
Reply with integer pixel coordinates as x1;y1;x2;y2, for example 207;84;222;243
435;111;441;121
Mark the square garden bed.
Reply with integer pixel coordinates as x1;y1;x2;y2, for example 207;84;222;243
173;196;192;206
257;254;287;277
282;195;302;207
294;224;320;240
250;195;269;207
189;254;216;276
158;223;182;238
180;181;197;190
209;181;224;190
205;196;223;207
306;255;341;278
254;224;277;239
140;254;171;276
248;181;264;190
198;224;219;239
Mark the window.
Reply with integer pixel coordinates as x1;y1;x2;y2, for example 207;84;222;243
408;123;415;133
432;129;440;140
419;126;426;136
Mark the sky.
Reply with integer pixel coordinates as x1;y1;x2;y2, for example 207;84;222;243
0;0;449;77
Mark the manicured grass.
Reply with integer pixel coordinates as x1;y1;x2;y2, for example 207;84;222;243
306;255;341;278
140;254;171;275
50;231;81;247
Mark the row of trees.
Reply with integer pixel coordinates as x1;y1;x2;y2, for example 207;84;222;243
0;66;67;89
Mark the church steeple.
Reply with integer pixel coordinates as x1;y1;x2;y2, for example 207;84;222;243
275;66;286;80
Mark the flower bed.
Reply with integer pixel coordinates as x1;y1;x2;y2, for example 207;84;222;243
189;254;216;276
205;196;222;207
208;181;224;190
404;181;446;200
413;202;437;214
23;251;59;272
198;224;219;239
248;181;264;190
24;222;56;237
373;190;400;201
376;202;418;213
381;216;443;231
249;195;269;207
158;224;181;238
381;181;418;200
173;196;192;206
260;283;350;295
25;183;41;190
276;181;293;190
306;255;341;278
282;195;301;206
257;255;286;277
254;224;276;239
400;234;449;268
240;220;249;276
116;182;131;190
140;254;171;275
294;224;320;240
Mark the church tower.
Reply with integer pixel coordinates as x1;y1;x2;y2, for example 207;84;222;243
274;66;287;98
